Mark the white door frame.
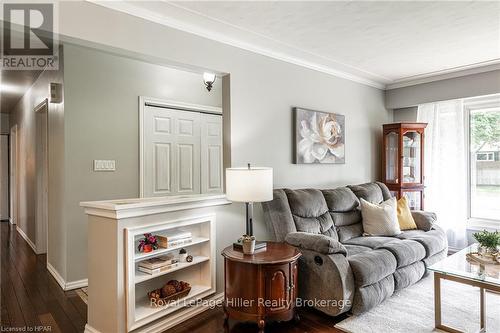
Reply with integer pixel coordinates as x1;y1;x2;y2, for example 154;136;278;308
35;99;48;254
9;124;18;225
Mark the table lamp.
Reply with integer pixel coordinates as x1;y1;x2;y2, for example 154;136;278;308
226;164;273;251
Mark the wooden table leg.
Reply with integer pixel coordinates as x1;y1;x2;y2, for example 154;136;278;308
480;287;486;333
435;272;441;328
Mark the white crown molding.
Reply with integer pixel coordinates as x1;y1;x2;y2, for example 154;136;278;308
89;0;387;89
90;1;500;91
384;60;500;90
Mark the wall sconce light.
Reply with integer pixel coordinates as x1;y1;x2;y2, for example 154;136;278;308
203;72;216;92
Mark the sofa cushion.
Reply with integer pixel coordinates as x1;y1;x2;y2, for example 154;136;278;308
285;189;338;240
344;244;371;257
344;236;400;249
348;249;397;287
285;189;329;217
396;229;426;239
423;248;448;268
393;261;426;291
352;275;395;315
397;229;446;257
322;188;360;212
348;182;391;204
379;240;426;268
337;223;364;243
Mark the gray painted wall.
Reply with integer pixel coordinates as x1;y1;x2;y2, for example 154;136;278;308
62;44;222;281
393;106;418;122
386;70;500;109
54;2;391;285
0;114;9;134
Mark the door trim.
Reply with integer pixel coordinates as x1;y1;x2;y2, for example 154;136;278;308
9;125;18;225
35;98;49;254
139;96;222;197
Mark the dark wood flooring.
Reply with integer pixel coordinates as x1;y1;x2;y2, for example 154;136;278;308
1;222;345;332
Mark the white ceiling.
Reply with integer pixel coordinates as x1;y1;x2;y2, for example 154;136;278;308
95;1;500;89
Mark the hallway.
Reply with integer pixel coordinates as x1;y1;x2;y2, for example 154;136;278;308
0;223;87;332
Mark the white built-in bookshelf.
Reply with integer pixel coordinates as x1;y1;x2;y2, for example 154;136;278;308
125;215;216;331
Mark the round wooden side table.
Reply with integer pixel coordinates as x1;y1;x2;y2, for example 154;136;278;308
222;242;301;332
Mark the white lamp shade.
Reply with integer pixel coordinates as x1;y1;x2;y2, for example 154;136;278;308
225;167;273;203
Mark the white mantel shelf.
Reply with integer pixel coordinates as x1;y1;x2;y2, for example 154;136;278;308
80;194;230;219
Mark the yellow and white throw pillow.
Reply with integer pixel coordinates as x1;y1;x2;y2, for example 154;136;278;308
360;197;401;236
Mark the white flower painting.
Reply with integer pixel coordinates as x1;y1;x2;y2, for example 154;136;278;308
294;108;345;164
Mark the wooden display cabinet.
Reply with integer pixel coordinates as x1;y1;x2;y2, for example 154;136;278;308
382;122;427;210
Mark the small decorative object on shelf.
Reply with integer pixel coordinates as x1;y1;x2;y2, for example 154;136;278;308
179;248;188;262
473;230;500;257
240;235;256;254
148;280;191;306
138;233;158;253
186;255;193;263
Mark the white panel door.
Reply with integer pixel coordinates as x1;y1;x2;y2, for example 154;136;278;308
201;114;223;194
143;106;201;197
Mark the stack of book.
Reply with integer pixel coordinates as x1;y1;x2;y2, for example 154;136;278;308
157;230;193;248
138;256;179;275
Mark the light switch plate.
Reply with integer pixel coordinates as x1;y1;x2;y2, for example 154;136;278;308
93;160;116;171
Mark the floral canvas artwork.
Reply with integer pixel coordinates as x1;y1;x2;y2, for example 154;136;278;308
294;108;345;164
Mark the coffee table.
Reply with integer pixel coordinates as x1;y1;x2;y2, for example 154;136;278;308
429;243;500;333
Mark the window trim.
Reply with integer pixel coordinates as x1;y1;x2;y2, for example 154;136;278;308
465;95;500;226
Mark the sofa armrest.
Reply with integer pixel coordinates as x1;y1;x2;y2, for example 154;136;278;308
411;211;437;231
285;232;347;255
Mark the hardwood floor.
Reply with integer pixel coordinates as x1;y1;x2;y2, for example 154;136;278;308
1;222;345;332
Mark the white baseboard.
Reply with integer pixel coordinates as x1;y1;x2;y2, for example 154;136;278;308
16;226;37;253
139;292;224;333
84;324;101;333
47;262;66;290
66;278;89;290
47;262;88;291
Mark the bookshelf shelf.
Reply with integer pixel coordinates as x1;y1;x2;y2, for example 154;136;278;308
134;285;212;322
135;256;210;284
134;237;209;261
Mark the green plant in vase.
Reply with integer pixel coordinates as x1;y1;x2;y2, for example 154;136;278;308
473;230;500;256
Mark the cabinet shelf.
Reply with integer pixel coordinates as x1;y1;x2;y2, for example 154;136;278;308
135;284;212;322
134;237;209;262
135;256;209;284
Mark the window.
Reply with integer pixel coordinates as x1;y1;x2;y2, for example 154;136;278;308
476;152;495;161
467;97;500;223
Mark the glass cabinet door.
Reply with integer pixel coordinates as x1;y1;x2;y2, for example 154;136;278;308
402;191;422;210
402;131;422;184
385;131;399;183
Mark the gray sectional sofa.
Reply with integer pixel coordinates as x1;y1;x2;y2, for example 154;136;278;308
261;182;447;316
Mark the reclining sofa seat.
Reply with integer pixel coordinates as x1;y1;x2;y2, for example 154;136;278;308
261;182;447;316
